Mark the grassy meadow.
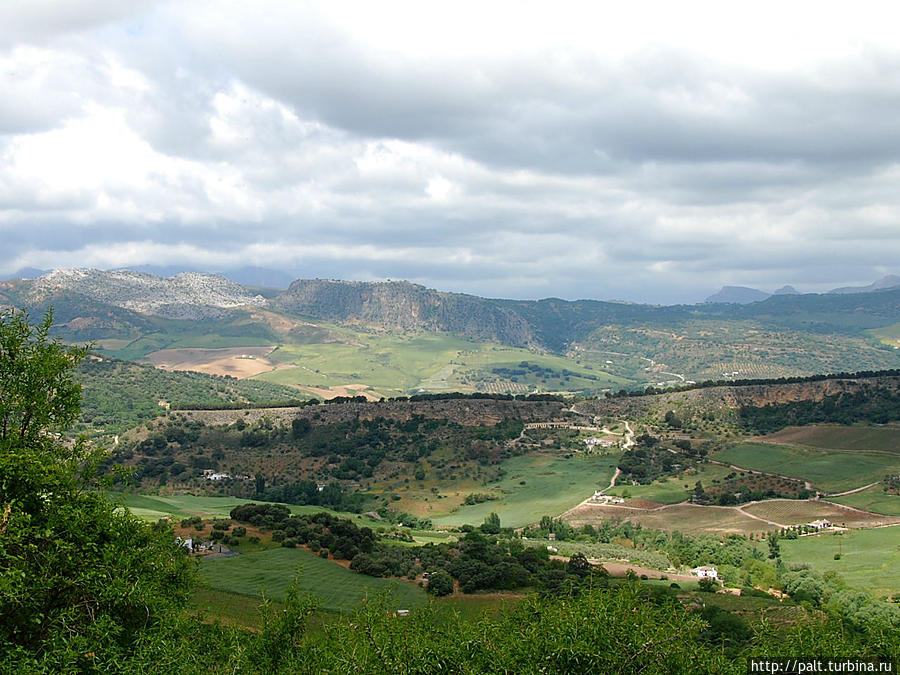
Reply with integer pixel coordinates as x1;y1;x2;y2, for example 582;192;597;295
831;485;900;516
117;493;386;530
714;442;900;493
605;463;735;505
430;452;619;528
779;527;900;599
759;424;900;453
198;547;426;614
254;331;630;397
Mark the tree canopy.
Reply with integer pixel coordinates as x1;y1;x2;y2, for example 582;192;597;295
0;309;194;671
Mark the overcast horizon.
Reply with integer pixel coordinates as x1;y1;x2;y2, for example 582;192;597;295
2;1;900;304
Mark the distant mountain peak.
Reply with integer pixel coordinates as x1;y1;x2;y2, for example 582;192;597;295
828;274;900;295
773;285;800;295
704;286;771;304
30;268;265;319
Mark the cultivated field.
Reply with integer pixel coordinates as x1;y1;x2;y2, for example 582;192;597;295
779;527;900;599
758;424;900;453
117;493;386;529
605;463;735;505
715;442;900;493
199;547;426;613
741;499;899;528
565;502;776;536
250;333;628;398
430;452;618;528
143;346;280;378
830;485;900;516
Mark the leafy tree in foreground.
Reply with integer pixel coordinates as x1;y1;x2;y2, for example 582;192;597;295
0;310;195;672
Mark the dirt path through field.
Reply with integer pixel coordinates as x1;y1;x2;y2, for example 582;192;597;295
825;482;881;497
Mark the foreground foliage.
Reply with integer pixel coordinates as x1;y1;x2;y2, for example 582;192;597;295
0;310;195;672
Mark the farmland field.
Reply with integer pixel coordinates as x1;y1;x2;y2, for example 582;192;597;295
714;442;900;493
198;547;426;613
741;500;899;528
117;493;385;529
430;452;618;528
254;333;630;398
758;424;900;453
565;502;775;536
779;527;900;599
605;463;734;505
830;485;900;516
142;345;280;378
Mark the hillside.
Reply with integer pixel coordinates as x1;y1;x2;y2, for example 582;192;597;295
3;270;899;395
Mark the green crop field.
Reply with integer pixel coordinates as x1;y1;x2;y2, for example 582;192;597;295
198;547;426;613
869;322;900;348
606;463;734;505
255;332;630;397
431;452;618;528
116;493;385;529
831;485;900;516
779;527;900;599
714;442;900;493
760;424;900;453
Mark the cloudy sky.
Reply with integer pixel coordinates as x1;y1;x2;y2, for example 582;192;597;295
2;1;899;303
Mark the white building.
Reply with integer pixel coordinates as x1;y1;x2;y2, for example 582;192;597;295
692;566;718;579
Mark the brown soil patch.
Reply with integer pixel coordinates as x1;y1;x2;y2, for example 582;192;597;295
623;499;665;510
742;499;900;529
566;502;775;536
600;562;696;582
143;346;281;378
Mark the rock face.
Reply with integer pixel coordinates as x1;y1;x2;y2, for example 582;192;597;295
27;269;266;319
273;279;542;348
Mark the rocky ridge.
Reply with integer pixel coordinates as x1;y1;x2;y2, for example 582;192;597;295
27;269;266;319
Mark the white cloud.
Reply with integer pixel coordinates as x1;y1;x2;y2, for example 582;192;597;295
1;1;899;301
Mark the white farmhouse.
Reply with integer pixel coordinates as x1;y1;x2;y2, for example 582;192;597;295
692;566;718;579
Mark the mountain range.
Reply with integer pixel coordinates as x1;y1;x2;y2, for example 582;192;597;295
704;275;900;304
2;268;899;392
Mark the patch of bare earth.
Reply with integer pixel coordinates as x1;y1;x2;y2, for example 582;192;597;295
143;346;283;378
566;502;775;536
742;499;900;529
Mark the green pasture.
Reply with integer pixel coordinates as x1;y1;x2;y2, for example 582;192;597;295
198;547;426;613
714;442;900;493
606;463;734;504
869;322;900;348
105;332;273;361
254;331;629;396
779;527;900;599
761;424;900;453
116;493;385;529
831;485;900;516
431;453;618;528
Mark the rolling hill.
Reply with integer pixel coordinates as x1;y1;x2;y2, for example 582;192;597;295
2;270;899;396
